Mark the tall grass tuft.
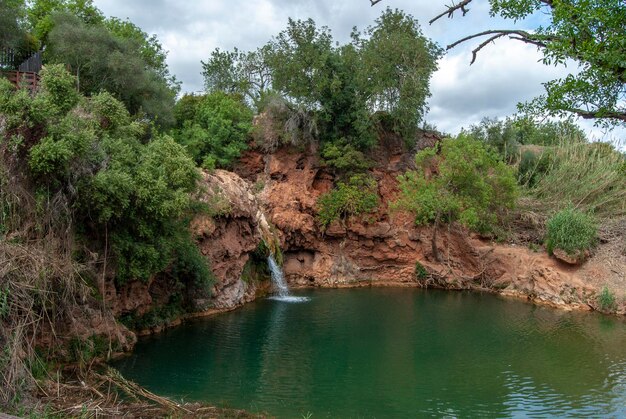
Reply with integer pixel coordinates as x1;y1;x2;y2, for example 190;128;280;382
522;141;626;220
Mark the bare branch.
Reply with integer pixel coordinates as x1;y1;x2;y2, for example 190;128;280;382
447;29;547;50
429;0;474;24
469;33;509;65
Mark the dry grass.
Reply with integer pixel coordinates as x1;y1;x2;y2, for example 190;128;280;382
37;368;262;418
0;238;90;408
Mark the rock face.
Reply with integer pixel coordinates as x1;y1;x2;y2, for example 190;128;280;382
232;134;617;313
105;132;624;334
192;170;268;309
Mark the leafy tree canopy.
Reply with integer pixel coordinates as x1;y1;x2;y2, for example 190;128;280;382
27;0;104;43
171;92;253;169
203;8;441;150
46;12;177;126
0;64;209;286
0;0;27;50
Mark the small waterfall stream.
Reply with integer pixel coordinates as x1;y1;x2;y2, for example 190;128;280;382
267;255;290;297
266;254;309;303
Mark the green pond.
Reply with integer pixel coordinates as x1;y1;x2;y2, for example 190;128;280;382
112;288;626;417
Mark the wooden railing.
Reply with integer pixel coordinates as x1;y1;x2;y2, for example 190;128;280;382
2;71;40;93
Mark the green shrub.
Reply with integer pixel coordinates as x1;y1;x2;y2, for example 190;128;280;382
598;286;616;311
396;134;518;234
320;141;372;175
171;237;215;293
119;299;183;331
317;174;379;229
546;207;597;256
415;261;428;281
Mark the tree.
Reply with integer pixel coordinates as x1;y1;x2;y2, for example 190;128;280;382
202;46;272;106
372;0;626;126
171;92;253;169
203;9;440;151
0;0;26;50
27;0;104;43
395;134;517;261
360;8;441;138
105;16;179;89
465;117;587;161
47;13;177;126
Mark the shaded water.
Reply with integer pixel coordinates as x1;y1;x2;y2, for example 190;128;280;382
113;289;626;417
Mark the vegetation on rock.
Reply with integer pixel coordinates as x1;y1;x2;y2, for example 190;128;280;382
317;174;380;230
396;134;518;261
171;92;253;170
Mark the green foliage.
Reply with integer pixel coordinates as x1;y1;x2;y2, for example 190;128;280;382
396;134;518;234
68;334;110;364
359;8;442;139
173;93;204;128
105;16;177;87
204;9;440;151
546;207;597;256
1;66;210;289
46;12;177;126
119;299;183;331
171;92;253;168
0;0;27;51
517;148;553;187
465;117;586;162
598;286;617;311
28;0;104;43
320;141;371;176
0;287;9;319
202;46;272;106
171;237;215;291
317;174;379;229
414;261;428;281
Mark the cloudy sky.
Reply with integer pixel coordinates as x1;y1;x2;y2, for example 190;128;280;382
94;0;624;143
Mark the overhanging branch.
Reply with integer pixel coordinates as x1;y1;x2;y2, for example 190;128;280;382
429;0;473;24
445;30;554;64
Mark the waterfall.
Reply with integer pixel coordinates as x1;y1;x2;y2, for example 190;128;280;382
266;254;310;303
267;254;290;297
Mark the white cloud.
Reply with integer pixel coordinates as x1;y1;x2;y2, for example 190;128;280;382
427;40;572;133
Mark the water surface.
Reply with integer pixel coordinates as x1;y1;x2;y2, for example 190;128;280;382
113;288;626;417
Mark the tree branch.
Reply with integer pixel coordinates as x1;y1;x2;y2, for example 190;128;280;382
570;108;626;122
429;0;474;24
444;29;557;64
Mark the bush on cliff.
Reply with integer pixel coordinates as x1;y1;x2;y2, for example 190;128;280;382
317;174;379;229
203;8;441;151
396;134;518;261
